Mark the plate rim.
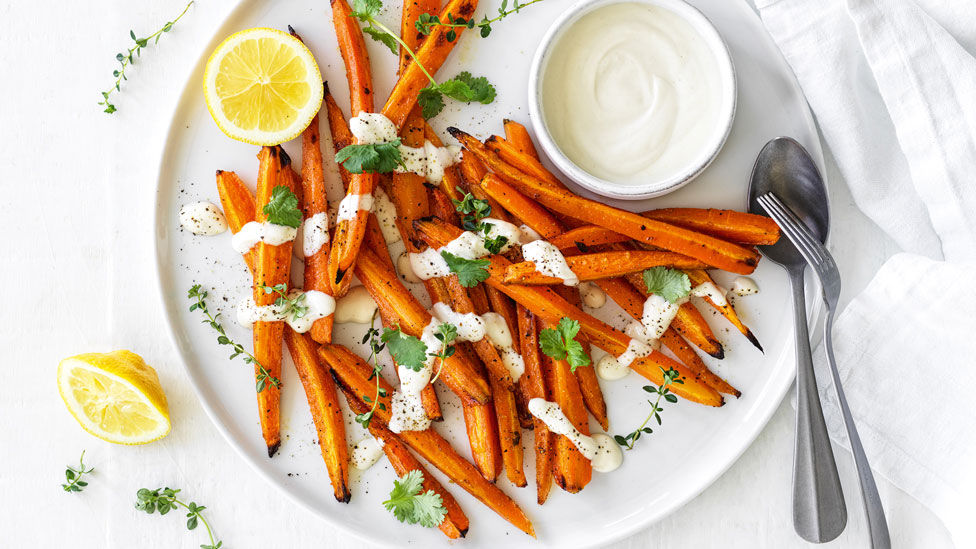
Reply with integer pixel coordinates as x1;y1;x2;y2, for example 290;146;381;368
151;0;827;546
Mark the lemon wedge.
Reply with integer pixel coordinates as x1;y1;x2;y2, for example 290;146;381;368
203;27;323;145
57;350;171;445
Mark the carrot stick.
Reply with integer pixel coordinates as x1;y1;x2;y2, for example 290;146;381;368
451;128;761;274
480;173;564;237
552;284;608;431
319;343;535;536
549;225;631;251
502;119;540;161
324;84;355;154
382;0;479;128
643;208;781;246
502;250;708;285
518;310;553;503
392;109;430;243
685;269;763;351
284;329;351;501
463;395;503;481
399;0;441;74
485;135;562;188
414;218;724;406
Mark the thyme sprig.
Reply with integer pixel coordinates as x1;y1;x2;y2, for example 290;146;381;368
259;283;309;321
187;284;281;393
427;323;458;385
61;451;94;493
356;313;389;429
135;487;222;549
415;0;547;41
100;1;194;113
614;367;683;450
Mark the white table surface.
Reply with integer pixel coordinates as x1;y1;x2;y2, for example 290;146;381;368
0;1;954;547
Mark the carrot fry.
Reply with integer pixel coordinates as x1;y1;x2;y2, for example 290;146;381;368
319;343;535;536
485;135;563;188
215;170;257;265
463;393;503;481
552;284;608;431
399;0;441;74
480;173;564;238
414;218;723;406
283;329;351;501
502;250;707;285
518;309;553;503
549;225;631;251
685;269;763;351
324;84;355;155
451;128;760;274
382;0;479;128
354;246;491;405
643;208;781;246
502;119;540;161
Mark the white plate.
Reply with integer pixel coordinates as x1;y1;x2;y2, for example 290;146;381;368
154;0;825;547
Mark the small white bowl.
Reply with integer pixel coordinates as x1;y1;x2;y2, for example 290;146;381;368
528;0;736;200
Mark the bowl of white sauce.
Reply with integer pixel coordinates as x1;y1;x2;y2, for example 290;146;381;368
528;0;736;199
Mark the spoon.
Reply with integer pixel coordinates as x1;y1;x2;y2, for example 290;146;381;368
748;137;846;543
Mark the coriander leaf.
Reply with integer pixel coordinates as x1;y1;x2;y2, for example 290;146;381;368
363;26;398;55
451;71;496;104
539;317;591;371
262;185;302;228
350;0;382;20
435;323;458;346
418;87;445;119
335;139;403;174
383;470;448;528
382;327;428;371
441;251;490;287
642;267;691;304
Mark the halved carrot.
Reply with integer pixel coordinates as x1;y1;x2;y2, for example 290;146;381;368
399;0;441;74
319;343;535;536
414;218;723;407
480;173;564;238
551;284;608;431
463;392;503;481
549;225;631;251
685;269;763;351
324;83;355;154
451;128;760;274
284;329;351;502
391;109;429;243
643;208;781;246
354;246;491;405
485;135;562;188
424;124;469;206
382;0;479;128
518;309;553;504
502;250;707;285
502;119;540;161
215;170;257;266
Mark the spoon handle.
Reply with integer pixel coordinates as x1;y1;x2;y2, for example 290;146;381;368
789;269;847;543
823;313;891;548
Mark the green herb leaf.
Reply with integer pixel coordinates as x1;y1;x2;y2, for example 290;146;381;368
482;235;508;255
335;139;403;174
61;451;94;493
439;71;496;104
134;486;221;548
382;327;428;371
452;189;491;220
383;470;448;528
615;367;684;450
262;185;302;228
350;0;383;20
363;26;398;55
642;267;691;304
418;86;446;119
441;251;490;287
539;317;591;371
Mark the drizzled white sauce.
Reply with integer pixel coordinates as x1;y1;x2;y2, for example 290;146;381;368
351;437;385;470
731;276;759;296
615;337;656;369
180;201;228;235
691;281;728;307
303;212;330;257
432;302;486;342
236;290;335;333
518;224;543;245
349;112;398;144
528;398;622;473
394;140;462;185
597;353;630;381
334;286;378;324
408;219;522;281
641;294;684;340
580;282;607;308
372;187;401;244
336;193;374;223
232;221;298;253
522;240;579;286
397;252;422;284
388;391;430;433
482;312;524;380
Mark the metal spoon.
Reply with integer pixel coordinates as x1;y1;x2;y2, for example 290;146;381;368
748;137;846;543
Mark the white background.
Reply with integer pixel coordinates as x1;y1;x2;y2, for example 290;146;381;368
0;0;954;547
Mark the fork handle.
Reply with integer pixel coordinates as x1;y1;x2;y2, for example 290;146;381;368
789;269;847;543
823;313;891;548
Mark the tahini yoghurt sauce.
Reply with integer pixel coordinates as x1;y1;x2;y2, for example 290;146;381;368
541;2;724;185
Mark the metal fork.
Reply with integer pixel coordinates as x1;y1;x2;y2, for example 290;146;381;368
758;192;890;549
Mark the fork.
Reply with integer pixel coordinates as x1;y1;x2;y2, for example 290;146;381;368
758;192;891;549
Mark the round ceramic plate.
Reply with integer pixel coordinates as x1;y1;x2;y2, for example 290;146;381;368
154;0;825;547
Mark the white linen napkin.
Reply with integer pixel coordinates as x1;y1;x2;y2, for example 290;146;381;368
754;0;976;545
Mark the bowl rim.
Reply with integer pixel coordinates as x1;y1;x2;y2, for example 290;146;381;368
527;0;738;200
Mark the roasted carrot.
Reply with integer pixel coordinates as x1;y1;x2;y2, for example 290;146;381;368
391;108;429;243
518;310;553;503
283;329;351;501
643;208;781;246
549;225;631;251
502;119;540;161
414;218;723;406
502;250;708;285
485;135;563;188
451;128;760;274
460;353;504;480
382;0;479;128
324;84;355;154
424;124;469;206
551;284;609;431
215;170;257;266
684;269;762;351
480;173;564;238
399;0;441;74
319;343;535;536
342;394;469;539
354;246;491;405
540;348;593;494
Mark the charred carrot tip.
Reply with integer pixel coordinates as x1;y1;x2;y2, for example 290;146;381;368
268;441;280;458
746;330;764;353
709;347;725;360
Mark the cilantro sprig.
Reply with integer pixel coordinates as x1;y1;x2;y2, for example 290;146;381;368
263;185;302;228
415;0;547;41
384;470;448;528
61;451;94;493
539;317;591;371
441;251;491;287
135;487;222;549
350;0;496;120
614;367;683;450
451;188;508;253
357;313;389;429
642;267;691;304
335;138;404;174
187;285;281;393
381;326;428;371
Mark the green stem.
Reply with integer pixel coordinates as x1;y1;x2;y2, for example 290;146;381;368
369;17;439;87
625;391;666;450
173;498;217;548
428;0;547;31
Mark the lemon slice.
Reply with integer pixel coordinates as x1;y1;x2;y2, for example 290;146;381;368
58;350;171;445
204;27;323;145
